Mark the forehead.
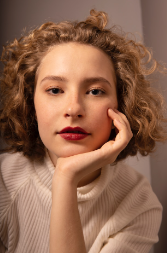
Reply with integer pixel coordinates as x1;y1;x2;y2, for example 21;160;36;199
37;42;116;84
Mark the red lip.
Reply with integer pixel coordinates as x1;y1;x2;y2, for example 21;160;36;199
58;127;90;140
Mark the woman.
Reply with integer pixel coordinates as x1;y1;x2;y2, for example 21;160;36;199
0;9;166;253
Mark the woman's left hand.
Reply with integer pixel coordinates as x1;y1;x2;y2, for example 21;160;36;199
53;108;133;187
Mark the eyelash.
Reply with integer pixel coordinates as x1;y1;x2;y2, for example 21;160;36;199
86;88;105;95
46;87;106;96
46;87;63;95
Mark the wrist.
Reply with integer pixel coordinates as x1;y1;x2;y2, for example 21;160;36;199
52;169;78;195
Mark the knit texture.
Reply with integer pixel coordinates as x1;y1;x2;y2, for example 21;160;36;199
0;152;162;253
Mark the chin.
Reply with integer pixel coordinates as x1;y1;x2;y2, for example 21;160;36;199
59;150;89;158
55;146;95;158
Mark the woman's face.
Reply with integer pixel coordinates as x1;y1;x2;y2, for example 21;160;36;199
34;42;118;165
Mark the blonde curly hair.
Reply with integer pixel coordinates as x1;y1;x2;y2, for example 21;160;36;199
0;9;167;162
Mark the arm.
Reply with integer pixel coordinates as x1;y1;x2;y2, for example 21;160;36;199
50;176;87;253
49;109;133;253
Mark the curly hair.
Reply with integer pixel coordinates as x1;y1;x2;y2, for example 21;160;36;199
0;9;167;162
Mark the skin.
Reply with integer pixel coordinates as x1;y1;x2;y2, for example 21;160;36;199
34;42;133;253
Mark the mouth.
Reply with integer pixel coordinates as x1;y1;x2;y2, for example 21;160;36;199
58;127;90;140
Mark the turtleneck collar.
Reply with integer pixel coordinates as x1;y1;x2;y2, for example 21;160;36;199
35;151;115;202
77;164;112;202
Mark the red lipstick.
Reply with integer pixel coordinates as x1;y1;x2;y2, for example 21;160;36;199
58;127;90;140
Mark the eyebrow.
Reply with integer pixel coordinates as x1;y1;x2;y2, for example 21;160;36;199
40;75;112;87
40;75;67;84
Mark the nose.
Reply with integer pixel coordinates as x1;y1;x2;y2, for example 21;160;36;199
64;95;85;119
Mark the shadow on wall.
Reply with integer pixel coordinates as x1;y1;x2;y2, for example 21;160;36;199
141;1;167;253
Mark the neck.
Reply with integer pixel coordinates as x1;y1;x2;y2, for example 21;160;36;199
77;169;101;187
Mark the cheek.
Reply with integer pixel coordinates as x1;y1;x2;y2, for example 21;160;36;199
36;112;56;134
89;103;112;130
34;95;54;127
88;104;113;147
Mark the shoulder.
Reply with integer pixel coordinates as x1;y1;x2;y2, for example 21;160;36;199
107;161;162;213
0;152;33;198
110;161;154;193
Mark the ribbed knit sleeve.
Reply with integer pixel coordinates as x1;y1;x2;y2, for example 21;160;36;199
0;153;162;253
0;152;31;252
0;152;53;253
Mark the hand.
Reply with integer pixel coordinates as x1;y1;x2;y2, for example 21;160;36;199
52;109;133;187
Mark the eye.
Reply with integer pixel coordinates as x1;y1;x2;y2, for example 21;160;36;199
46;87;63;95
87;88;105;96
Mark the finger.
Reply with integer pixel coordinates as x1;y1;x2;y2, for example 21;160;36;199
108;108;129;139
108;108;132;133
107;109;133;148
113;109;131;132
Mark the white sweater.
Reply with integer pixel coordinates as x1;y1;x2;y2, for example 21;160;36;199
0;152;162;253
